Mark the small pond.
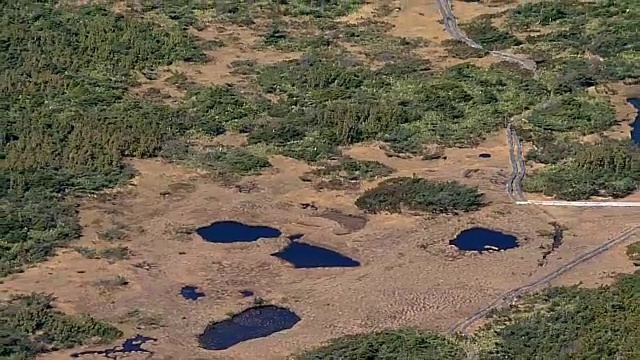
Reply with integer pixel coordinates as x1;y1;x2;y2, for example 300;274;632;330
629;98;639;145
449;227;518;252
71;335;157;358
240;290;254;297
271;242;360;268
478;153;491;158
196;221;282;243
181;285;205;300
198;305;300;350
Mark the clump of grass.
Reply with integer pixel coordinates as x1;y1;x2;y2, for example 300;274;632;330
98;224;128;242
74;247;99;259
94;276;130;289
120;309;164;330
166;71;196;91
229;59;258;76
166;182;197;194
171;224;196;242
75;246;130;261
99;246;131;261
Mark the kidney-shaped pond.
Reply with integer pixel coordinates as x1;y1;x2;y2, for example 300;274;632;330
271;242;360;268
449;227;518;252
198;305;300;350
196;221;282;243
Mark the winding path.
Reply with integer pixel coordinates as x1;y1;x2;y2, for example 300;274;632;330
448;226;639;360
432;1;640;358
435;0;537;72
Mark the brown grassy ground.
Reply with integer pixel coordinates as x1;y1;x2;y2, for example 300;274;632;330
2;1;639;359
4;137;638;360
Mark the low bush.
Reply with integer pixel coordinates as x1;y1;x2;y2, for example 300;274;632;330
479;270;640;359
527;93;616;134
295;329;465;360
1;293;122;359
308;158;394;181
626;242;640;264
160;143;271;178
442;39;489;59
524;141;640;200
355;177;485;214
462;19;522;50
302;158;394;190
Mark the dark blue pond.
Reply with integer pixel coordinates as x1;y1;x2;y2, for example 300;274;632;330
478;153;491;158
271;242;360;268
449;227;518;252
629;98;640;145
240;290;254;297
181;285;205;300
71;335;157;358
196;221;282;243
198;305;300;350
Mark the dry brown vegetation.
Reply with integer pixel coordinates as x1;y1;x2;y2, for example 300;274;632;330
2;0;640;359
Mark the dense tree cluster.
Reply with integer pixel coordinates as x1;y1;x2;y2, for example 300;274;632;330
0;1;209;275
463;0;638;93
251;56;547;155
511;0;638;92
1;293;122;359
355;177;485;214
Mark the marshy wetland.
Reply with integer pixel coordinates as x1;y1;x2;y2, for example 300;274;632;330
1;0;639;359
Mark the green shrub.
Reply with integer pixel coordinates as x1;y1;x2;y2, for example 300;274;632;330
0;1;205;275
442;39;489;59
309;159;394;181
253;57;548;150
161;143;271;177
507;1;585;29
479;270;640;359
626;242;640;263
527;93;616;134
524;141;640;200
1;293;122;359
462;19;522;50
302;158;394;190
296;329;465;360
355;177;485;214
